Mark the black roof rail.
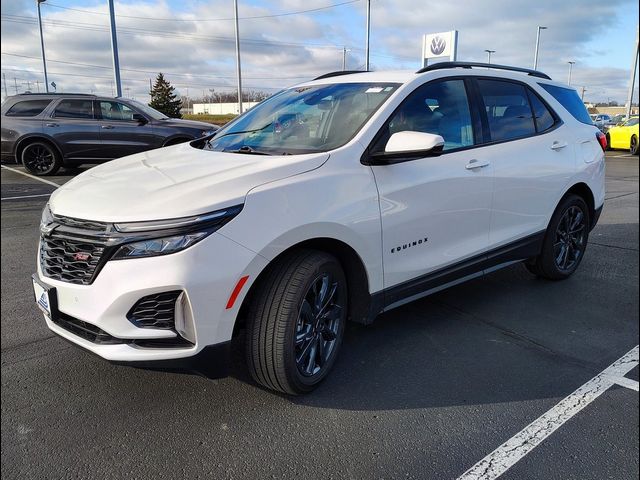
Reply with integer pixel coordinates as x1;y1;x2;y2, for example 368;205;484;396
416;62;552;80
313;70;366;81
17;92;96;97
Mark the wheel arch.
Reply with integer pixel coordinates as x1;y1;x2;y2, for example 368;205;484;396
14;135;64;164
234;237;374;337
562;182;596;229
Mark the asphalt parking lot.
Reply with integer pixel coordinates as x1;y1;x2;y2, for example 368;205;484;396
1;152;638;479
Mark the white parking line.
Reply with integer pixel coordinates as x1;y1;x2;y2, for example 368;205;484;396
457;345;639;480
0;165;61;188
1;193;52;201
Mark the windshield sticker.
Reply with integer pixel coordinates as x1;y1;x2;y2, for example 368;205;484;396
365;87;384;93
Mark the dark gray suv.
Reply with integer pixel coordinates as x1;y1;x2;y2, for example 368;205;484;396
1;93;218;175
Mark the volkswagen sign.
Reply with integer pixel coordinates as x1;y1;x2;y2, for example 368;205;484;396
422;30;458;66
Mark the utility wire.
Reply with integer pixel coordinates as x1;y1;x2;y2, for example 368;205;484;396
43;0;362;22
1;14;416;61
1;14;344;49
1;52;312;80
1;67;283;90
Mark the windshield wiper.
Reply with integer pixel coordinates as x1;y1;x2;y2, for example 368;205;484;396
213;122;273;140
224;146;272;155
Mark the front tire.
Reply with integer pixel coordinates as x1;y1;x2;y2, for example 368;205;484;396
631;135;639;155
526;194;590;280
245;249;348;395
21;141;61;176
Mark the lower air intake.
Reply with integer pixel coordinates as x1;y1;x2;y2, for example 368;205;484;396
127;291;183;330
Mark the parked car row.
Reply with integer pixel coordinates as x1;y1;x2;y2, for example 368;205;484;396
1;93;218;175
606;116;639;154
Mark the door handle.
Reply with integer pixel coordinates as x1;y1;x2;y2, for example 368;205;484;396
45;123;58;127
101;125;115;129
551;141;568;150
465;159;490;170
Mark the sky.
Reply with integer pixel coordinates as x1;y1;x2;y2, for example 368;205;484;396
1;0;638;104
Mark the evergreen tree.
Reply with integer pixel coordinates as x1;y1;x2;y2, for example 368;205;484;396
149;73;182;118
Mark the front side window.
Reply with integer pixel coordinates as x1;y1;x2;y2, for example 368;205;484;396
53;99;94;119
128;100;167;120
478;79;535;142
372;79;474;153
207;83;399;155
99;101;136;121
6;99;52;117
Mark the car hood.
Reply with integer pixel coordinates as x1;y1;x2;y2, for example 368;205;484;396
49;143;329;222
157;118;218;130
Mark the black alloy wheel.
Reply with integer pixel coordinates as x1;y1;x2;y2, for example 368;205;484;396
631;135;639;155
245;249;348;394
553;205;587;272
525;194;590;280
22;142;61;176
295;272;344;377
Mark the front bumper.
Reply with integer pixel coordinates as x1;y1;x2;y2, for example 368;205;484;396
35;231;267;364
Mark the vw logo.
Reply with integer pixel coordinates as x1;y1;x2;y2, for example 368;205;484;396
430;36;446;55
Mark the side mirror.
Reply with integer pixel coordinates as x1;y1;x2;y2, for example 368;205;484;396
366;131;444;165
132;113;148;124
385;131;445;154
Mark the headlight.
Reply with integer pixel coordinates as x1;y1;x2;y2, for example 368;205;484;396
112;232;209;259
111;205;242;260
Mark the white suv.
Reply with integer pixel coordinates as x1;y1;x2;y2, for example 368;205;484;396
33;62;606;394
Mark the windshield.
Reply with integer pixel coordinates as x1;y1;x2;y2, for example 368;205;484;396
206;82;399;155
623;117;638;126
129;100;169;120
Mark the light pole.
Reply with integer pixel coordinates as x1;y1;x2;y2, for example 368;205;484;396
342;47;351;70
36;0;49;93
625;23;639;120
567;61;575;85
533;26;547;70
364;0;371;71
233;0;243;114
107;0;122;97
484;49;495;64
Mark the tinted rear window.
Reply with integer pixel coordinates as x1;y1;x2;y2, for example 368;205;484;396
477;79;536;142
539;84;592;125
5;99;52;117
54;99;94;119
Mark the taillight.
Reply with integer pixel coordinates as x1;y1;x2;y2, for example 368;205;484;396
596;131;607;151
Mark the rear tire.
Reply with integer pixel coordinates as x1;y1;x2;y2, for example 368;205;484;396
21;141;61;176
631;135;639;155
245;249;348;395
525;194;590;280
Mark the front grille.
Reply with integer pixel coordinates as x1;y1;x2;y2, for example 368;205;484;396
53;312;119;344
40;235;106;285
53;214;109;231
127;291;182;329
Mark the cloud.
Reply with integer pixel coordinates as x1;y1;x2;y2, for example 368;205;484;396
0;0;637;103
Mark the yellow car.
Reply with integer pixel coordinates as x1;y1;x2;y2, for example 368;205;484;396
606;117;639;155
